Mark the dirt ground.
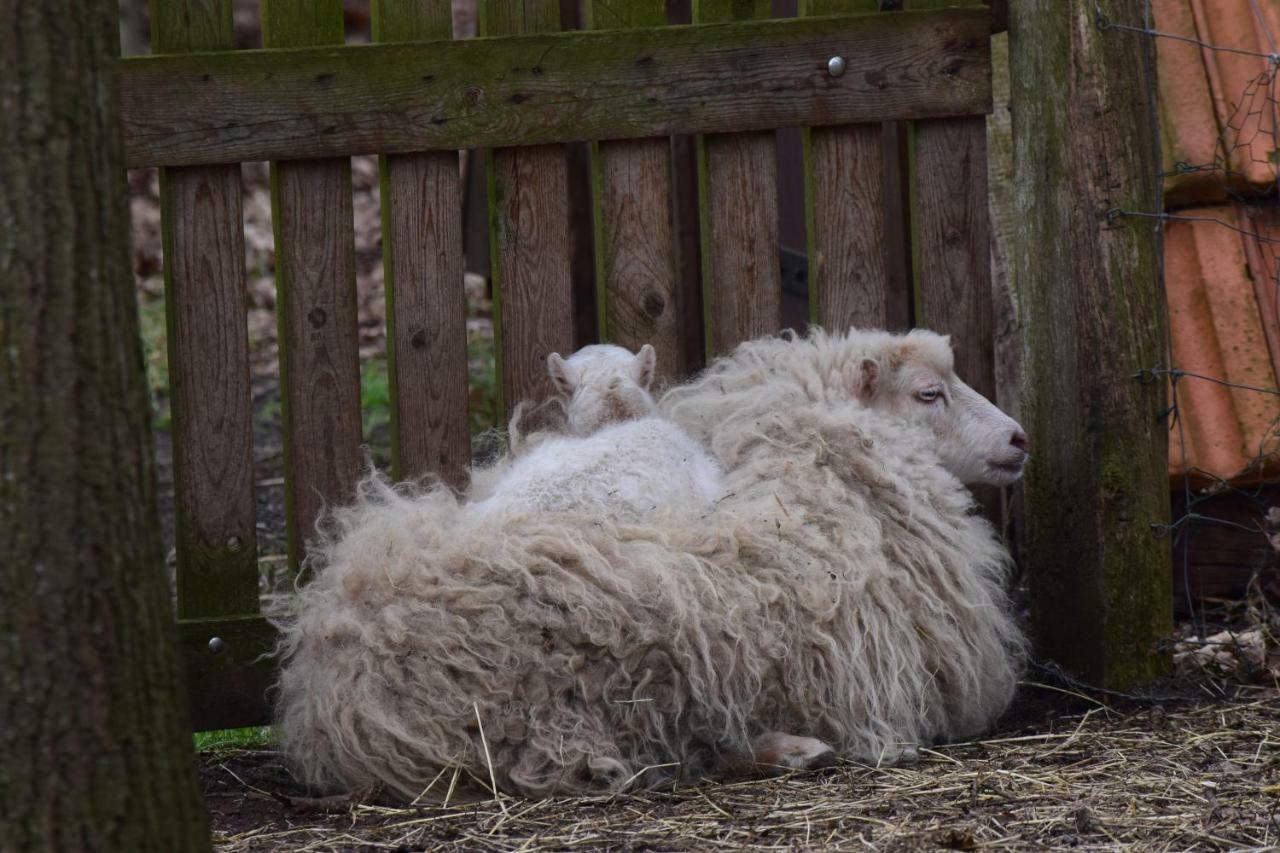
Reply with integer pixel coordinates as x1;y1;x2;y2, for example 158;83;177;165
198;680;1279;851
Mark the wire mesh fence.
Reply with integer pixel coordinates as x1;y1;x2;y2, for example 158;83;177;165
1100;0;1280;684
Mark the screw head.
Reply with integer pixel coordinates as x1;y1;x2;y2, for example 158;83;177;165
827;56;846;78
208;636;227;655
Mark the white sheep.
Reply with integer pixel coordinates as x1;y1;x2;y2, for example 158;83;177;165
274;327;1028;799
661;327;1029;488
547;343;658;435
468;415;724;522
472;342;722;521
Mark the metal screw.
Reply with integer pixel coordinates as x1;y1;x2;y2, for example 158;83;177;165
827;56;846;78
208;636;227;655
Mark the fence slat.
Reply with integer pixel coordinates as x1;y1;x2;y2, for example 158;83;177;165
372;0;469;487
913;116;994;399
694;1;782;357
151;0;258;620
483;0;574;417
262;0;363;571
800;0;896;331
586;1;683;382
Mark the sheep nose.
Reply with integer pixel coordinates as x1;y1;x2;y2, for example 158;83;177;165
1010;430;1030;453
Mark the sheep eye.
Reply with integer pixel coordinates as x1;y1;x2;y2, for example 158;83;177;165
916;387;942;404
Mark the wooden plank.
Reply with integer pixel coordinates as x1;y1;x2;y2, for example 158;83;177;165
372;0;469;486
1010;0;1170;687
179;616;277;731
801;0;891;331
585;0;682;382
483;0;574;417
881;121;914;329
120;9;995;168
913;116;994;399
694;0;779;356
263;0;364;571
151;0;258;620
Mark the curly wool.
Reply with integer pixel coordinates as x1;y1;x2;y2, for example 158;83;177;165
274;394;1025;799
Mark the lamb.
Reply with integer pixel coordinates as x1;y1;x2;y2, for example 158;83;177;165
547;343;658;435
275;327;1028;799
471;342;722;521
467;416;723;521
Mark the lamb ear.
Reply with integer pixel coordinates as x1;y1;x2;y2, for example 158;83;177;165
547;352;577;395
633;344;657;390
858;357;881;401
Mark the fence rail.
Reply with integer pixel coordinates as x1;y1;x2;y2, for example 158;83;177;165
120;11;992;168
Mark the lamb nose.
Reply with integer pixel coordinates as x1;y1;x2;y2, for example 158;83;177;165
1010;430;1030;453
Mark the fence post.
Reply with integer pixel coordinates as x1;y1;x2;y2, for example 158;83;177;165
150;0;259;621
693;0;782;358
585;0;685;383
371;0;470;487
482;0;574;418
1010;0;1172;687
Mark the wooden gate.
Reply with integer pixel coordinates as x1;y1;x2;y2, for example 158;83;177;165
120;0;996;730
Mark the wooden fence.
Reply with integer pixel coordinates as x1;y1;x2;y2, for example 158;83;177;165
120;0;996;730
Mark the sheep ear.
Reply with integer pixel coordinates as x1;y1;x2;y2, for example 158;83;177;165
633;344;657;390
858;357;880;401
547;352;577;395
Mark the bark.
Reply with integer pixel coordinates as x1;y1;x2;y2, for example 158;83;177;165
0;2;212;849
1010;0;1172;687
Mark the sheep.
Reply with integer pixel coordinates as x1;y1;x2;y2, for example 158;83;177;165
661;327;1029;487
467;415;724;522
547;343;658;436
472;342;722;521
274;327;1028;800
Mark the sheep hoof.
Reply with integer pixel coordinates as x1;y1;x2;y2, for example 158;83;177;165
751;732;839;774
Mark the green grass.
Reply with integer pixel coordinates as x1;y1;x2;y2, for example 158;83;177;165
193;726;272;753
137;294;171;428
467;328;500;436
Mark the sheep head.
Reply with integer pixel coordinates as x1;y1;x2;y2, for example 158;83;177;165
547;343;658;436
854;330;1029;488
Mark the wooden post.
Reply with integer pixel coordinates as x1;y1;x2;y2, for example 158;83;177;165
151;0;259;621
1010;0;1171;686
262;0;364;572
694;0;782;358
372;0;470;487
801;0;895;332
586;0;684;383
482;0;575;418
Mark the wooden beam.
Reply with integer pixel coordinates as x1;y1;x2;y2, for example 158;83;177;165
262;0;364;572
373;0;470;487
695;0;782;357
586;0;684;382
802;0;894;331
179;617;276;731
151;0;259;620
913;116;994;401
121;9;994;168
483;0;574;418
1010;0;1171;687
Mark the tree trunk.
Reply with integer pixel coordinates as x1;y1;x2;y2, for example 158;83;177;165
0;2;212;849
1010;0;1172;687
